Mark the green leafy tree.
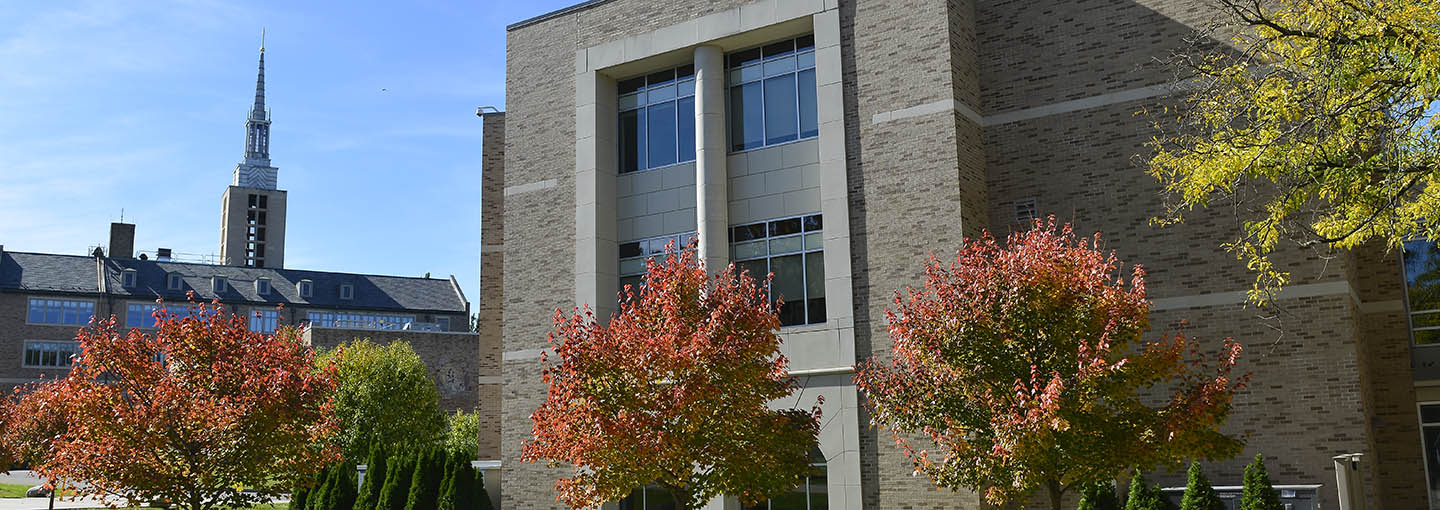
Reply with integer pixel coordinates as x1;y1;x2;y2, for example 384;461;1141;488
522;243;823;509
1241;454;1284;510
1179;462;1222;510
1079;481;1121;510
442;410;481;460
356;444;388;510
1125;472;1168;510
1147;0;1440;301
405;449;444;510
319;340;446;461
855;221;1248;509
377;452;413;510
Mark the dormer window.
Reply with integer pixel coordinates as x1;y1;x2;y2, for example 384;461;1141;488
121;269;137;288
256;278;271;296
297;280;313;299
167;273;183;291
339;284;354;300
212;276;228;293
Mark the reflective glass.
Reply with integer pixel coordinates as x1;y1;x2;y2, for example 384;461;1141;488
733;223;767;242
647;100;679;168
738;259;769;284
733;240;767;260
678;97;696;162
619;92;641;111
797;51;815;70
646;487;678;510
1427;426;1440;508
618;77;646;94
764;56;797;77
620;109;642;173
619;241;643;259
1423;404;1440;424
771;254;806;326
1405;240;1440;344
770;236;803;254
805;233;823;250
646;69;675;86
796;34;815;51
809;470;829;510
648;84;677;104
763;74;799;145
770;218;803;236
732;82;764;151
806;252;826;298
729;48;762;68
620;258;645;276
798;69;818;138
763;39;795;58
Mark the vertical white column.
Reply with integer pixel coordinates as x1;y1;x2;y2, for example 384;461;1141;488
694;45;729;273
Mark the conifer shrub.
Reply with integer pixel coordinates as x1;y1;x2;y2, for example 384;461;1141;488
377;452;413;510
1179;462;1222;510
310;465;334;510
1241;454;1284;510
405;449;444;510
332;463;358;510
356;444;388;510
1079;481;1120;510
1124;472;1168;510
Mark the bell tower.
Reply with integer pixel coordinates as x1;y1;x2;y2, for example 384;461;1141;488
220;32;287;268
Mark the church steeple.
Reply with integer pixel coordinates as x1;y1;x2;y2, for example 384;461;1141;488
234;30;277;190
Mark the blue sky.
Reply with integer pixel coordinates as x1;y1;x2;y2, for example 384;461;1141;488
0;0;575;310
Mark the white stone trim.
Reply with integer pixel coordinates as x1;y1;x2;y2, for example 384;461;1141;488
503;179;557;197
502;348;550;362
869;82;1180;127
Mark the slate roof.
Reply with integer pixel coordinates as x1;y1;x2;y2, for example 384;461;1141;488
0;251;467;314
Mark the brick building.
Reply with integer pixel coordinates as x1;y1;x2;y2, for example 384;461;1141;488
485;0;1432;508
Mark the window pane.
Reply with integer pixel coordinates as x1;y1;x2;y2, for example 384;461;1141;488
619;92;640;111
620;258;645;276
1406;240;1440;311
810;471;829;510
619;242;643;259
764;55;797;78
618;77;646;94
676;79;695;98
1417;329;1440;345
28;303;43;323
733;240;767;260
25;348;39;367
770;236;803;255
1426;426;1440;507
620;109;642;173
763;39;795;58
646;69;676;87
803;214;823;232
734;223;767;242
797;34;815;51
729;48;762;68
763;74;799;146
676;64;695;78
647;101;678;168
806;252;826;298
770;490;807;510
619;276;644;296
771;254;805;326
770;218;803;236
732;82;764;151
798;69;818;139
1423;404;1440;424
42;349;56;367
648;84;677;104
645;487;677;510
805;233;824;250
797;50;815;70
737;259;769;285
677;97;696;163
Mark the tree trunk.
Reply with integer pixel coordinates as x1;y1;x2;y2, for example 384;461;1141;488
1047;479;1064;510
667;484;695;510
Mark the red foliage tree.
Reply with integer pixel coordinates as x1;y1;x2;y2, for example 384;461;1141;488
5;300;340;510
523;244;822;510
855;220;1247;510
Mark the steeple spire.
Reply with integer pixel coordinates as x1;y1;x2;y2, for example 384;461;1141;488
235;29;277;190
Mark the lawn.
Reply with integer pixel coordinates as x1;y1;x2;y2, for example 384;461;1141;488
0;483;30;498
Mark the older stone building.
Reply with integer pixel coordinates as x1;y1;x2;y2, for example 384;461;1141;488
486;0;1432;509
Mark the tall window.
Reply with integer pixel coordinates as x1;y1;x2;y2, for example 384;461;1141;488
619;232;696;296
306;311;414;331
126;302;197;329
728;35;818;152
250;309;279;334
1404;240;1440;345
731;214;825;327
743;447;829;510
1421;404;1440;507
23;341;79;369
27;298;94;325
245;193;269;268
619;65;697;173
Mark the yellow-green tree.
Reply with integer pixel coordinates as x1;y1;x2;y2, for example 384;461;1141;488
1147;0;1440;301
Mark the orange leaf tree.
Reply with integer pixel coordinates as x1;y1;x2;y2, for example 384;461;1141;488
12;301;340;510
856;220;1247;510
523;245;822;510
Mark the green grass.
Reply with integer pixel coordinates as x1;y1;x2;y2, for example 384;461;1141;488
0;482;31;498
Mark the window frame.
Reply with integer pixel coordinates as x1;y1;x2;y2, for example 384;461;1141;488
339;284;355;300
725;35;819;153
618;232;697;299
25;297;97;326
616;64;698;174
1420;402;1440;508
212;275;228;293
125;301;199;330
256;277;271;296
167;272;184;291
305;310;415;331
121;268;137;288
21;340;80;369
250;308;280;334
730;213;826;327
297;279;314;298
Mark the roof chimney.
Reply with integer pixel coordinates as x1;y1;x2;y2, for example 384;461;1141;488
157;248;172;262
109;222;135;260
